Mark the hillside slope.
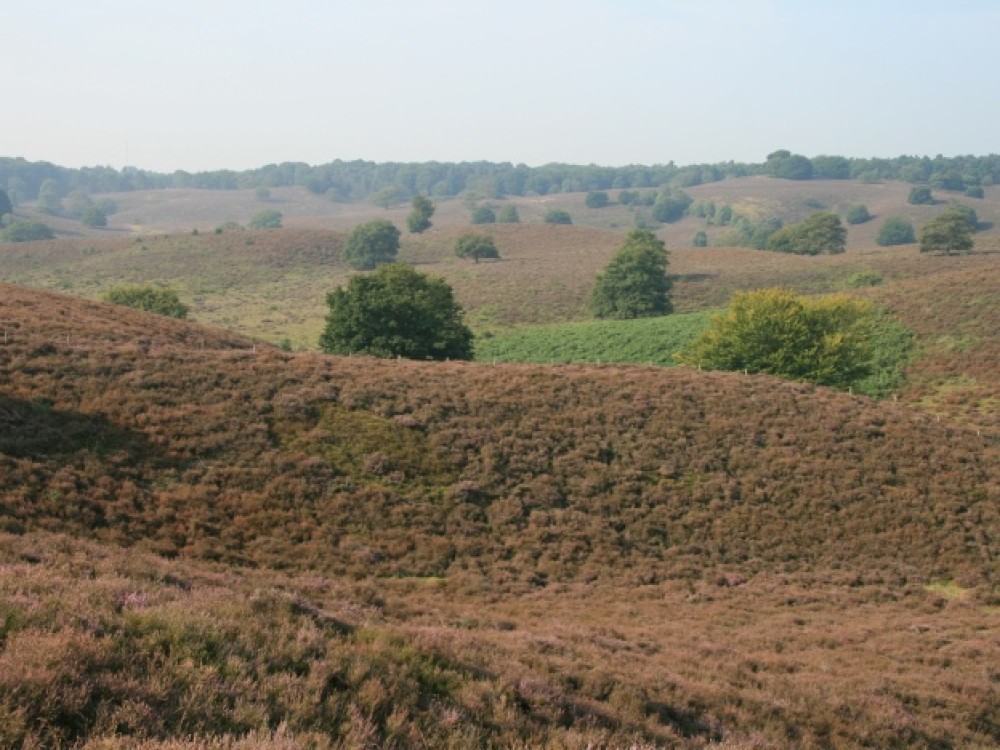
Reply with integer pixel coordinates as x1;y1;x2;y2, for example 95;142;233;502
2;283;998;584
3;284;1000;747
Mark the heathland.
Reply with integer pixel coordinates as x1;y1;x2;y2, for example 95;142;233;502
2;163;1000;746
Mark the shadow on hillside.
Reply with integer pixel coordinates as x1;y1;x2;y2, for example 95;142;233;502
0;393;162;464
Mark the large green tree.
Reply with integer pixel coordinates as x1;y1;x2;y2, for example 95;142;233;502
319;263;473;360
590;229;672;319
919;208;974;255
342;219;401;270
676;288;876;390
766;212;846;255
406;195;435;233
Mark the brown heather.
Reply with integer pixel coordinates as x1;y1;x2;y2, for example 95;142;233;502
2;280;1000;746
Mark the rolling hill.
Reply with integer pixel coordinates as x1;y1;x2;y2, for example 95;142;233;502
2;282;1000;746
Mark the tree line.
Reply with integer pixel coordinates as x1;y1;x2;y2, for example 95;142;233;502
4;152;999;206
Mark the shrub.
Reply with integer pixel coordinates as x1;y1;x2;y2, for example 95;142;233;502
908;186;934;205
471;206;496;225
585;191;610;209
845;204;871;225
766;212;846;255
103;285;189;318
544;209;572;225
965;186;985;199
249;209;283;229
691;230;708;247
1;220;55;242
676;288;878;390
876;217;916;246
844;270;884;288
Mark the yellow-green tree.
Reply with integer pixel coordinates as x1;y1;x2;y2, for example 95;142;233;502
676;288;876;389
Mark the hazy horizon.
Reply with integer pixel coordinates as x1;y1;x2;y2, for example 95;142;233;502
4;0;998;174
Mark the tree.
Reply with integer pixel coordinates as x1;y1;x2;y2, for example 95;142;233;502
103;285;189;318
908;186;934;205
765;151;815;180
965;186;985;199
370;185;403;209
471;205;496;225
676;288;876;390
691;230;708;247
319;263;473;360
845;204;871;225
650;189;692;223
249;209;283;228
919;208;974;255
1;220;55;242
496;205;520;223
766;212;846;255
876;217;916;246
585;191;610;209
590;229;672;319
406;195;435;233
81;206;108;228
342;219;400;270
0;189;13;219
544;209;572;225
37;179;62;214
947;203;978;230
454;232;500;263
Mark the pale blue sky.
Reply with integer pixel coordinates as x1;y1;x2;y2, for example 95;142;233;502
2;0;997;173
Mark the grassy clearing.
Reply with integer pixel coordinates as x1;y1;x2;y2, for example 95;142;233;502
475;311;714;366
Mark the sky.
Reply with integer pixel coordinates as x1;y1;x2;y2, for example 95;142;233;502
2;0;997;174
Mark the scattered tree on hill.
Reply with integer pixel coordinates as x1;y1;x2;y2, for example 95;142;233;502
919;208;974;255
676;288;877;390
766;212;846;255
370;185;403;209
1;220;55;242
765;150;815;180
585;191;610;209
81;206;108;228
37;179;62;214
407;195;435;233
471;205;496;225
965;186;985;199
544;209;573;225
650;189;692;223
0;189;13;220
947;203;978;230
319;263;473;360
249;209;283;229
908;186;934;205
454;232;501;263
342;219;401;270
591;229;672;319
103;285;189;318
876;216;916;246
496;205;520;223
691;230;708;247
845;204;871;225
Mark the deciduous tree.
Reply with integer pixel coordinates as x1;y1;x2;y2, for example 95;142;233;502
406;195;435;233
454;232;500;263
319;263;473;360
342;219;400;270
591;229;672;319
766;212;846;255
676;288;876;390
919;208;974;255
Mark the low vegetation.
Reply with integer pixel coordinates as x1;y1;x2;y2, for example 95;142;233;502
103;284;189;319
